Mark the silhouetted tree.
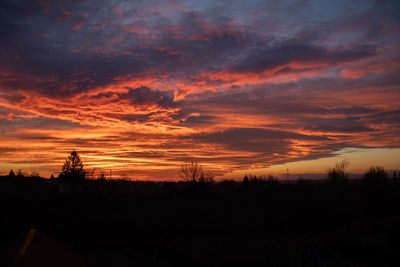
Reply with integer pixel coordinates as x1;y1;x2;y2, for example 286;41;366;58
242;174;249;188
180;160;203;183
264;175;279;188
29;171;40;178
393;171;398;186
97;173;106;181
198;171;214;184
16;169;24;178
247;174;278;189
59;151;85;183
197;171;214;196
180;161;214;198
363;166;388;188
50;174;55;181
249;175;258;186
8;169;15;177
249;175;263;189
327;159;349;184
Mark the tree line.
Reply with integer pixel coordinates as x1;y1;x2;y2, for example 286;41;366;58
4;152;399;189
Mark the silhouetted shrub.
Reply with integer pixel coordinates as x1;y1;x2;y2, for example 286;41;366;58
97;173;106;181
327;159;349;185
248;174;278;189
363;166;388;188
242;174;249;188
198;171;214;184
16;169;25;178
8;169;15;177
264;175;279;188
248;175;258;188
29;171;40;178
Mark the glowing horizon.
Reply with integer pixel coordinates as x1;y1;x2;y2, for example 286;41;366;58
0;0;399;180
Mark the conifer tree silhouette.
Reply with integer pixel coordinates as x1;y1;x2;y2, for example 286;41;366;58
59;151;85;183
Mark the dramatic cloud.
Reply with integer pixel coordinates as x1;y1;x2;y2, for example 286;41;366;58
0;0;399;179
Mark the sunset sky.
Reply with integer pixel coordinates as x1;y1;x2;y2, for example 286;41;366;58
0;0;399;180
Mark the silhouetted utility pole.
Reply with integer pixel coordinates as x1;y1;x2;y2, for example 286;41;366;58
110;169;112;180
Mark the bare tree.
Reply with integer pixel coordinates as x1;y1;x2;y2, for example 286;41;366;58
180;161;214;198
199;171;214;184
180;160;203;183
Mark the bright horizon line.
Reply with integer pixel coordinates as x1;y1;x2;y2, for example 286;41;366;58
2;147;399;181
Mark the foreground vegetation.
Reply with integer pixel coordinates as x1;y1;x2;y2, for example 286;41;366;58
1;167;400;266
1;153;399;266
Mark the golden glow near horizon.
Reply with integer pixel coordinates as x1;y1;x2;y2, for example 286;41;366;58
223;148;400;180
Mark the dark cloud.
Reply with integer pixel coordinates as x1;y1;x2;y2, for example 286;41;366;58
1;93;26;103
303;117;375;133
184;127;328;153
179;114;216;125
364;110;400;125
0;116;82;132
0;0;382;97
183;80;385;120
230;42;376;73
122;87;176;107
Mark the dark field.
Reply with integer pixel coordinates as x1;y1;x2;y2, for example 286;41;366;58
1;177;400;266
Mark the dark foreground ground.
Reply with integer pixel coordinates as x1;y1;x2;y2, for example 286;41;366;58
1;177;399;266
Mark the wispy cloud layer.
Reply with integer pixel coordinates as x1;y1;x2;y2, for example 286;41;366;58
0;0;399;179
